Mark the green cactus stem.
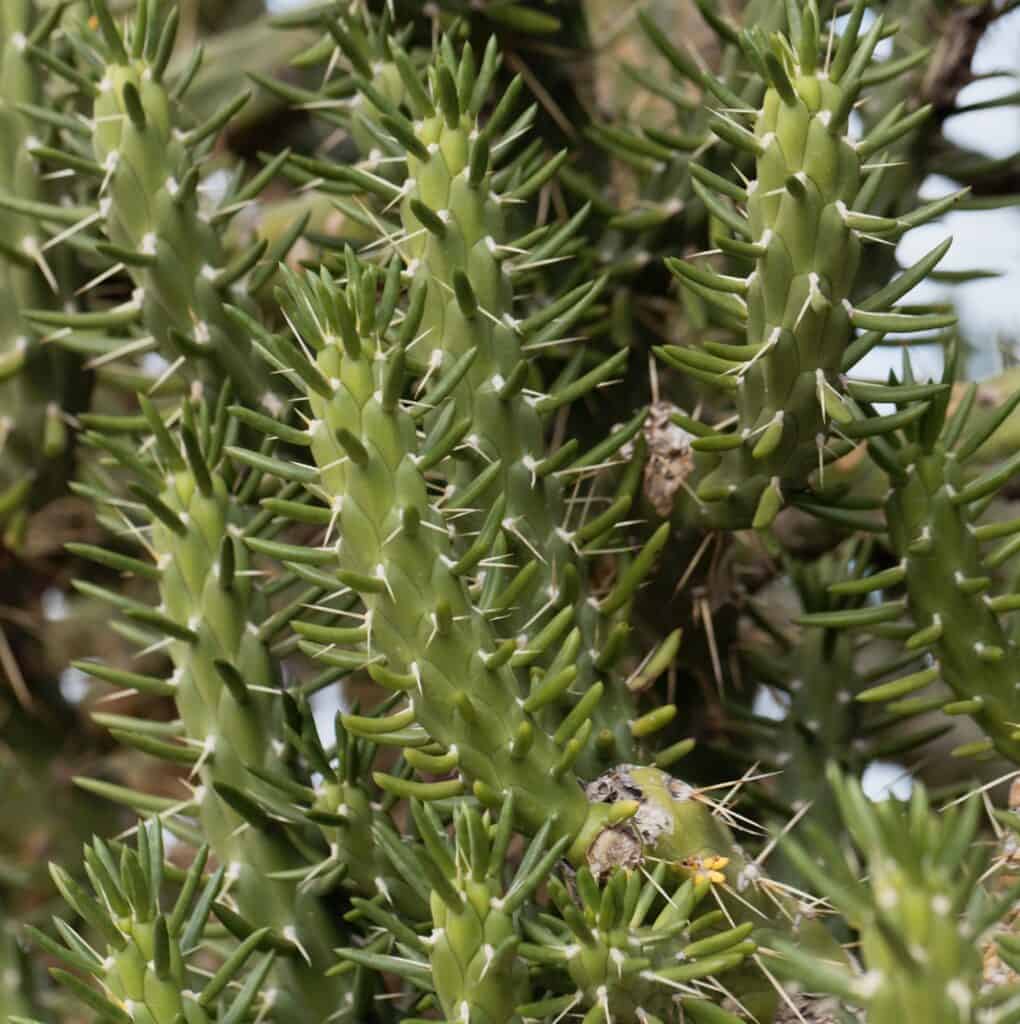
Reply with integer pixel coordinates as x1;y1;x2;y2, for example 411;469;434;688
0;0;82;547
582;764;848;1021
70;394;356;1023
653;0;962;532
797;346;1020;765
40;824;276;1024
11;0;290;409
774;765;1009;1022
272;16;676;769
232;265;620;849
520;860;755;1024
733;542;945;845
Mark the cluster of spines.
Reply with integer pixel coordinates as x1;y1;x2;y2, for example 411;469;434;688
7;0;299;409
66;389;355;1022
652;0;962;531
29;823;274;1024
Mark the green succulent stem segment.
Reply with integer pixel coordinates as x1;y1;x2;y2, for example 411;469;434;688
44;826;275;1024
775;766;993;1022
0;0;78;545
145;465;351;1022
886;447;1020;763
30;1;281;408
280;271;606;848
656;2;958;531
394;47;641;764
380;797;552;1024
798;346;1020;764
738;548;875;844
286;27;657;767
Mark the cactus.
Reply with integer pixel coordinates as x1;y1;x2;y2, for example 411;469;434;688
793;344;1020;766
653;0;963;531
774;764;1018;1022
66;384;362;1020
42;823;277;1024
271;9;664;764
14;3;1020;1024
9;0;295;408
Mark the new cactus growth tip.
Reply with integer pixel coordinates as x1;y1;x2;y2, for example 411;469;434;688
11;1;1020;1023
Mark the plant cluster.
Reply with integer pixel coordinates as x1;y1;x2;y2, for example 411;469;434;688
6;1;1020;1022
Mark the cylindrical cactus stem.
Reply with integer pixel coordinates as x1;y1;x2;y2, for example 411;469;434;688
71;397;355;1022
734;543;885;844
0;1;81;546
42;824;276;1024
284;22;670;767
239;267;607;848
885;447;1020;762
797;348;1020;764
15;0;284;410
393;37;646;764
146;440;353;1020
654;0;961;531
339;795;566;1024
774;765;995;1022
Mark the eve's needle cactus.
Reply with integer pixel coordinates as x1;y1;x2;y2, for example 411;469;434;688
774;765;1019;1022
797;346;1020;766
15;2;1020;1024
42;824;276;1024
274;11;669;768
654;0;961;531
11;0;294;408
69;390;357;1022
